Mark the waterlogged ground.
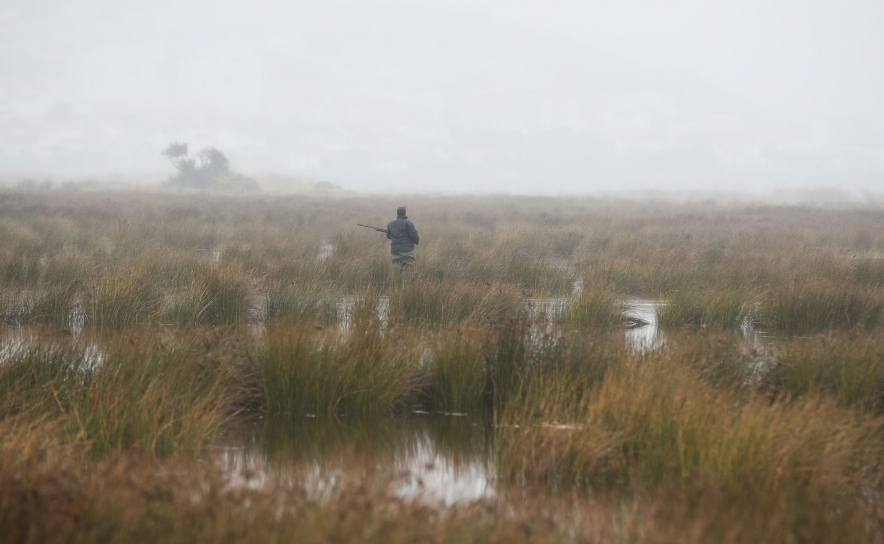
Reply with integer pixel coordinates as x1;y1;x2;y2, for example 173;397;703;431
212;296;783;504
214;414;495;504
0;287;788;510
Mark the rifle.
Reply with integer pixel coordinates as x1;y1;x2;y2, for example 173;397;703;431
357;223;388;234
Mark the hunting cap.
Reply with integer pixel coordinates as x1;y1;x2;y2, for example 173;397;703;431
396;206;407;217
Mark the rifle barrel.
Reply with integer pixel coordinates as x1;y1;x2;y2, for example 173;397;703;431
357;223;388;233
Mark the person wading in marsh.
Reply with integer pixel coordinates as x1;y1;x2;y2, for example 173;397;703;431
387;206;419;276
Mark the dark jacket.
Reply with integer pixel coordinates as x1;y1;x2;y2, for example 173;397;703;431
386;216;419;254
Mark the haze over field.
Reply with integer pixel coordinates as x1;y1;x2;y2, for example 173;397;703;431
1;0;882;193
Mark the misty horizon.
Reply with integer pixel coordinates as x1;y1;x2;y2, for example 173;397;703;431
2;0;883;194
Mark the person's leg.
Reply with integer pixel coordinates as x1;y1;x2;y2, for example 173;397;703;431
391;252;405;275
391;251;414;277
401;251;415;274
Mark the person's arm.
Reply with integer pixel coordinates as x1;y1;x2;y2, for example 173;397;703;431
386;222;392;240
408;222;419;245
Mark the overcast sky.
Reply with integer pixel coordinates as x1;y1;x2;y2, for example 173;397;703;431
1;0;882;193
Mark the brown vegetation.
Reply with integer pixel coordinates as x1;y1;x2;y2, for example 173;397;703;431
3;190;884;542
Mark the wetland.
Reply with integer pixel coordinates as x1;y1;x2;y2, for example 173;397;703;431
3;190;884;543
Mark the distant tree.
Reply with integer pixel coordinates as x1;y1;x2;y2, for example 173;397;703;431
161;143;259;192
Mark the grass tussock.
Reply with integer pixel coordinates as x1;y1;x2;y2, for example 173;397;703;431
423;326;489;413
496;352;884;504
768;332;884;411
759;281;884;332
88;266;161;328
0;330;244;456
656;288;752;329
564;284;624;327
264;279;338;323
255;320;422;416
387;277;522;327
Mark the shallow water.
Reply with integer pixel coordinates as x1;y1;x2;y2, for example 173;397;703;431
318;241;335;261
214;414;495;504
623;298;664;352
335;295;390;332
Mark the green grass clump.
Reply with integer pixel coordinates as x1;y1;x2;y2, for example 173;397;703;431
88;269;161;328
264;280;338;323
767;332;884;411
255;320;421;416
564;285;624;327
423;326;489;413
387;278;522;327
496;352;884;501
656;287;750;329
759;281;884;332
165;264;252;325
0;331;238;456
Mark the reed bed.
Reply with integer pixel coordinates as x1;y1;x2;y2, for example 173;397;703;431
767;332;884;410
759;280;884;332
0;329;245;456
656;287;752;329
3;190;884;541
563;284;625;327
1;414;881;544
3;191;884;333
495;342;884;506
423;326;489;413
254;320;423;416
387;278;523;327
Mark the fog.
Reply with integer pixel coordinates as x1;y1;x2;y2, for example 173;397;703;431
2;0;882;194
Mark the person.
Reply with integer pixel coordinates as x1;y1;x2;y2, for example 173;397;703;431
387;206;419;275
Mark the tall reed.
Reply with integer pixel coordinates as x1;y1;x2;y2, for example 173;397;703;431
564;285;624;327
0;330;239;455
387;277;522;327
656;287;751;329
254;320;422;416
767;332;884;411
422;325;489;413
496;347;884;500
759;281;884;332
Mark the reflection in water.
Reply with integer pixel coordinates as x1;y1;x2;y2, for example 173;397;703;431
215;415;494;504
526;296;664;351
738;314;779;387
336;296;390;332
317;241;335;261
624;298;664;352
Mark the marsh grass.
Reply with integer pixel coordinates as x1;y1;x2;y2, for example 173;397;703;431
387;277;522;327
496;349;884;501
6;191;884;541
768;332;884;411
3;412;879;544
3;192;884;334
423;326;489;413
255;320;422;416
760;281;884;332
564;284;624;327
656;287;752;329
0;330;241;456
88;268;161;328
0;286;69;325
264;280;339;323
